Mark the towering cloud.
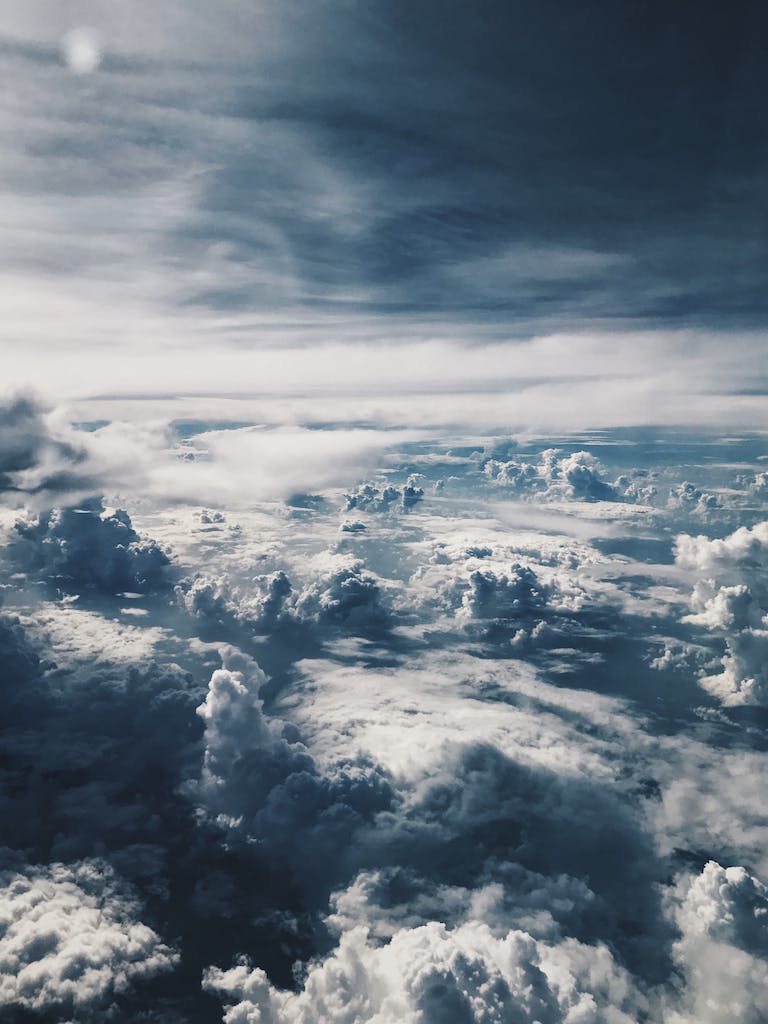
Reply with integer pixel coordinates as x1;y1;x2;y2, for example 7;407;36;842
191;647;394;900
456;564;547;624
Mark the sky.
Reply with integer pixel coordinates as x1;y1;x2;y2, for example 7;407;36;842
1;5;768;1024
1;0;768;424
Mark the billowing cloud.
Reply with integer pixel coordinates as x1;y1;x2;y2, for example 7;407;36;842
684;581;763;631
345;478;425;514
204;919;646;1024
485;448;622;503
749;471;768;497
179;571;292;634
294;557;390;634
455;564;547;625
667;481;719;516
405;537;594;647
9;497;172;595
193;645;284;825
697;627;768;706
179;555;389;639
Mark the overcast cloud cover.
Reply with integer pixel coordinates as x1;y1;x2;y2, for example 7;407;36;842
1;3;768;1023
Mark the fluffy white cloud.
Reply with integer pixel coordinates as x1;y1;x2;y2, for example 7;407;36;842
749;471;768;497
0;859;177;1013
203;857;768;1024
180;555;390;638
484;456;541;492
204;919;645;1024
675;861;768;951
684;581;763;631
405;536;595;641
674;521;768;573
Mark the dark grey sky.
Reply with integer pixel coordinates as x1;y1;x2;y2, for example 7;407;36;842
4;0;768;331
202;0;768;325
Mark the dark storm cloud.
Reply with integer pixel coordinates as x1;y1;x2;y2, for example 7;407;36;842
454;564;548;626
0;610;40;686
0;649;202;866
